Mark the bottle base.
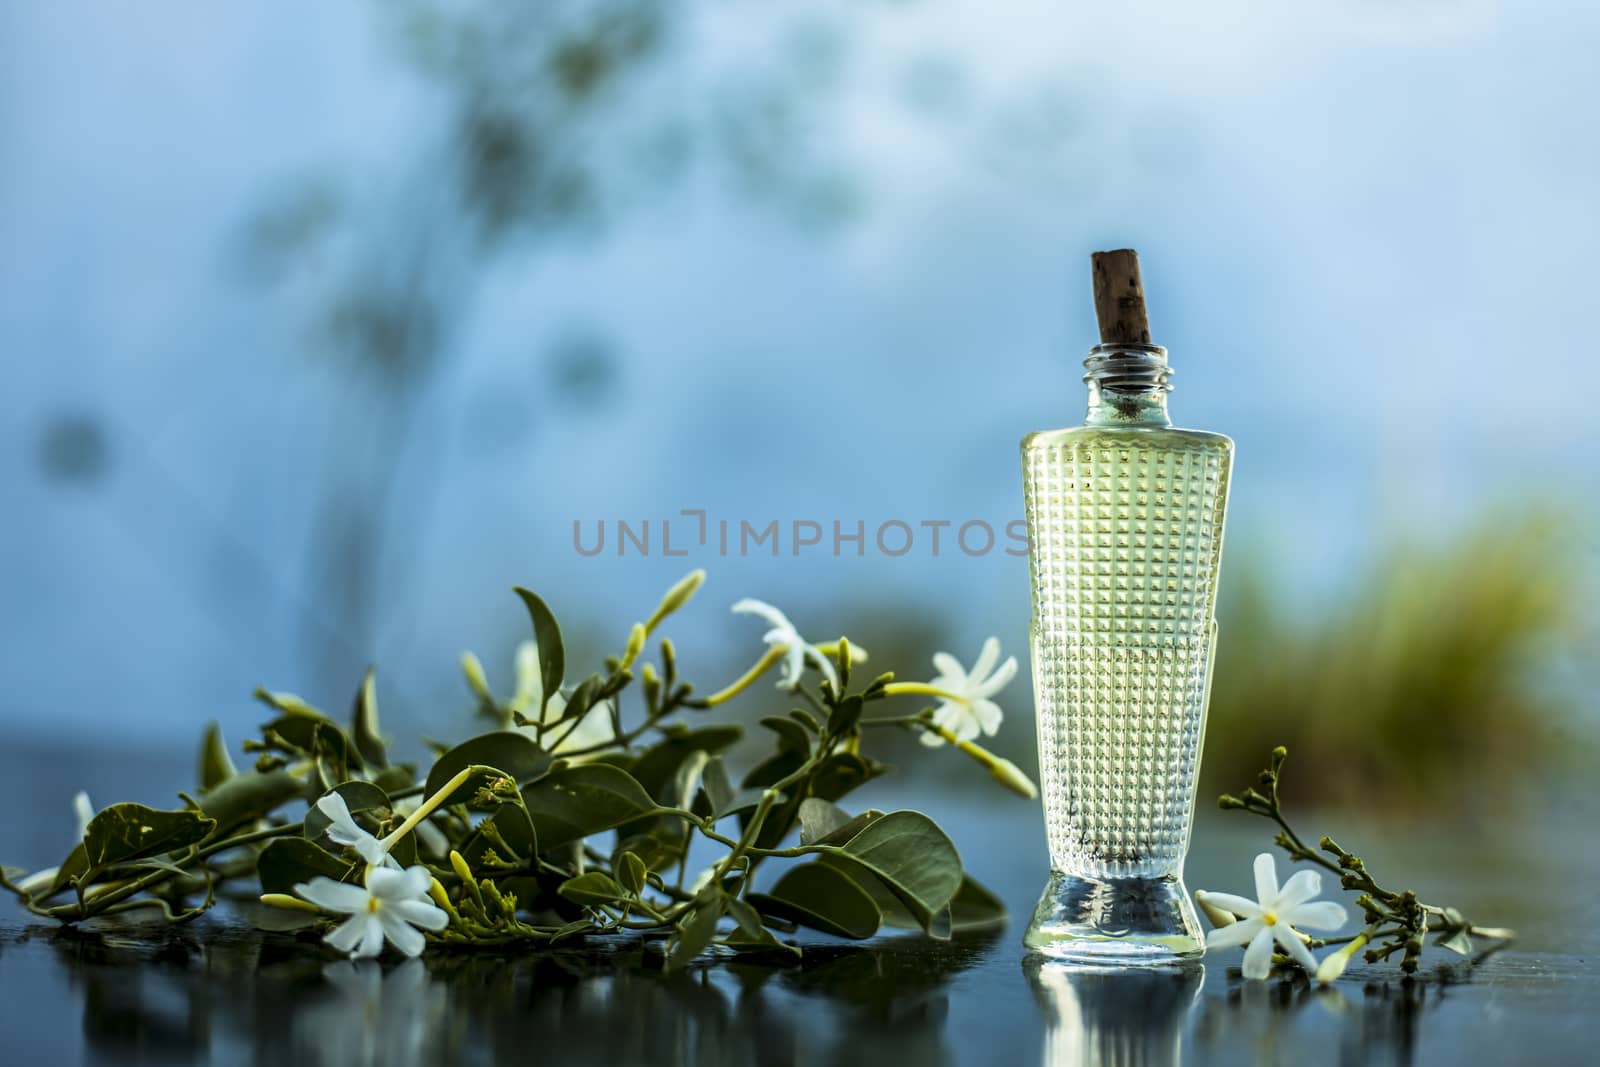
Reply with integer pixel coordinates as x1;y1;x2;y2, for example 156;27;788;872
1022;871;1205;965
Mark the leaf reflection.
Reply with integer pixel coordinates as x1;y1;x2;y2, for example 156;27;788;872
39;921;999;1066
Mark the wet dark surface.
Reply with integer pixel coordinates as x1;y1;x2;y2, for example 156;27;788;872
1;743;1595;1065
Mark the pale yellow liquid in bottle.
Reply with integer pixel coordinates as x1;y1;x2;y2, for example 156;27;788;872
1021;425;1232;880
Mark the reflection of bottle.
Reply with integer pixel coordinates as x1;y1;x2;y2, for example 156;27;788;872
1021;251;1233;963
1025;958;1203;1067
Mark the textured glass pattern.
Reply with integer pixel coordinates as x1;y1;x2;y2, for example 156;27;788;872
1022;428;1232;879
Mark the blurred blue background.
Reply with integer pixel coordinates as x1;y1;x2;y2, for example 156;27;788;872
3;0;1596;804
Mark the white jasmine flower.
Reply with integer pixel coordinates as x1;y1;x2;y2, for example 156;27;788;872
684;863;719;896
731;598;837;691
509;640;542;717
12;867;58;897
294;865;449;959
499;639;614;752
1197;853;1349;979
535;689;616;755
919;638;1018;747
315;792;394;868
74;792;96;839
15;791;97;897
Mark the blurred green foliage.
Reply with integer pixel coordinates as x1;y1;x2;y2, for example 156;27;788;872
1205;511;1589;810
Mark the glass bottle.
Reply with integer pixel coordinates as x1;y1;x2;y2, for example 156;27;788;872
1020;337;1233;963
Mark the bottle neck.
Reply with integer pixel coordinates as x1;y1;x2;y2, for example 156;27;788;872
1083;342;1173;427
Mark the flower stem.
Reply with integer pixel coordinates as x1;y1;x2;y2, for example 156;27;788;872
43;822;301;920
381;766;475;851
882;682;966;704
700;646;787;706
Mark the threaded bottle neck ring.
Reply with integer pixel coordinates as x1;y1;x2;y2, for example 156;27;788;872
1082;342;1172;426
1083;342;1172;396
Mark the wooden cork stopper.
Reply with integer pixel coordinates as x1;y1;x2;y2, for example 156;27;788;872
1091;249;1151;344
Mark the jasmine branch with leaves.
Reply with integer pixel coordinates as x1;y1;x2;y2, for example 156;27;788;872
1199;746;1515;981
2;571;1034;970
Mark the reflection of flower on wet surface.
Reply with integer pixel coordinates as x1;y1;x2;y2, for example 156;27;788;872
295;959;450;1067
1193;968;1434;1066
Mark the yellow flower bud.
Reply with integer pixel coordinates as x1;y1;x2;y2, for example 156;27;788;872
988;756;1039;800
1316;931;1372;984
459;651;493;702
645;569;706;633
621;622;647;668
1194;890;1237;929
259;893;320;913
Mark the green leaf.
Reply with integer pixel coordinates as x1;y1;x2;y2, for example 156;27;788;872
760;716;812;755
949;875;1007;932
125;856;193;877
740;748;806;791
371;764;416;795
665;891;726;972
513;587;564;713
198;721;237;791
798;799;882;846
46;844;89;898
350;667;387;768
826;694;864;737
521;764;656;851
749;862;881;939
719;925;803;960
695;758;766;820
83;804;217;867
788;708;820;733
253;689;328;719
261;715;357;772
558;673;605;724
559;871;627;907
617;851;648;895
798;798;851;844
611;832;679;874
629;726;743;800
701;755;735;816
724;895;769;940
198;769;310;833
257;837;353;895
424;732;554;808
809;751;888;803
1436;927;1474;956
821;810;962;937
720;896;802;958
821;854;919;930
666;750;711;813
